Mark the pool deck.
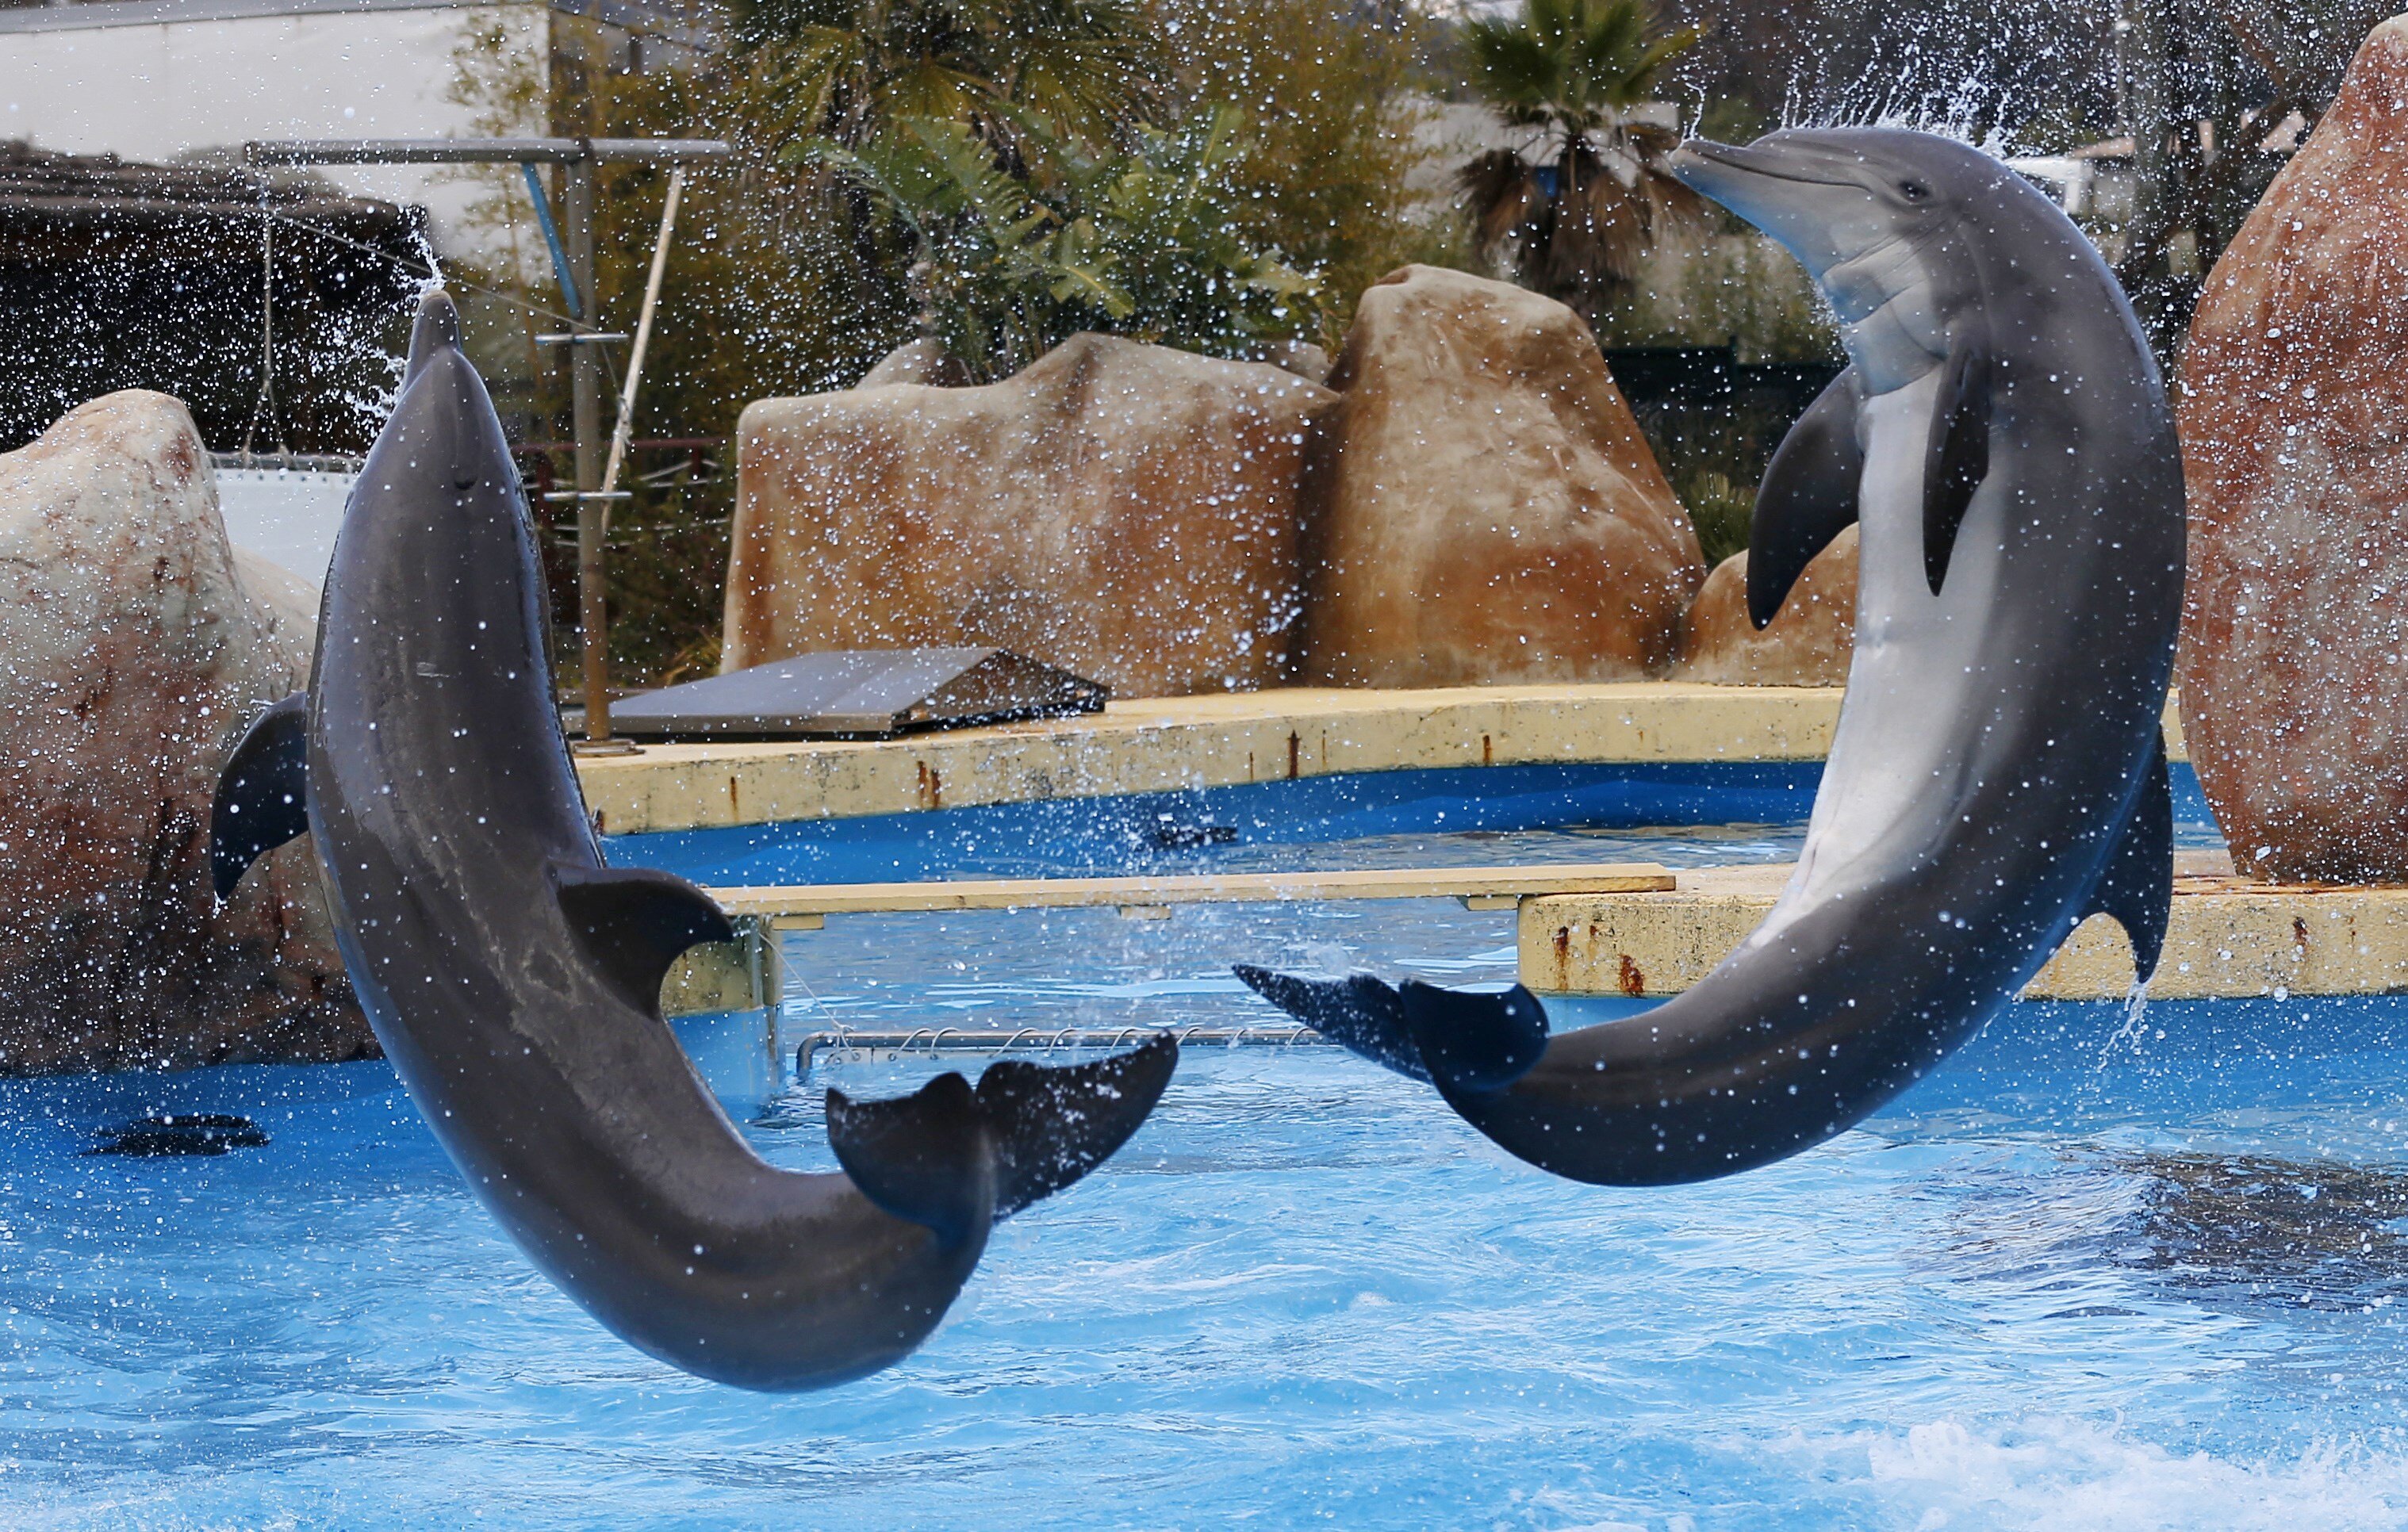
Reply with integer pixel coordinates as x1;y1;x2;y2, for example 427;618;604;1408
1522;852;2408;1002
587;682;2193;835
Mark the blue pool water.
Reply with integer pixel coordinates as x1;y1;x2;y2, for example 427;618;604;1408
4;770;2369;1530
6;975;2407;1530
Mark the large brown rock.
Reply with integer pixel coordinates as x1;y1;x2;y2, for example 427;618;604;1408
0;392;366;1074
2177;17;2408;881
1298;266;1705;686
1674;527;1858;686
725;333;1335;696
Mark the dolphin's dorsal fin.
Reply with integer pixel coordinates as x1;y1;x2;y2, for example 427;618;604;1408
1398;981;1551;1096
2076;732;2173;982
827;1034;1176;1235
1748;366;1864;629
1231;964;1429;1082
1923;326;1994;596
550;863;735;1016
209;693;310;900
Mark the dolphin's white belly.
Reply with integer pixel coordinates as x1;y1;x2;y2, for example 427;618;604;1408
1748;369;2007;944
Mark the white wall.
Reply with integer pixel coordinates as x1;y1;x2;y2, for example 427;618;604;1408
0;3;547;256
217;467;355;587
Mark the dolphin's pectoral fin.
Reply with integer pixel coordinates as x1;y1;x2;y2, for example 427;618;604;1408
826;1072;995;1243
551;864;736;1017
1398;981;1551;1095
2079;733;2174;982
1749;365;1864;628
1923;327;1994;596
209;693;310;901
826;1035;1176;1237
1231;964;1430;1082
975;1033;1178;1217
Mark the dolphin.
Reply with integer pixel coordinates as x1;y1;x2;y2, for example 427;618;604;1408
209;290;1175;1389
1237;127;2184;1185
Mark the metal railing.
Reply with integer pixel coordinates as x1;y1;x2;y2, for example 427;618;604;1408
794;1024;1331;1077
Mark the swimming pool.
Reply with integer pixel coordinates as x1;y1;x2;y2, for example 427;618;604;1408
2;773;2384;1530
6;862;2407;1527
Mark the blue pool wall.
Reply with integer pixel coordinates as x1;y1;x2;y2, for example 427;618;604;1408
609;760;2219;887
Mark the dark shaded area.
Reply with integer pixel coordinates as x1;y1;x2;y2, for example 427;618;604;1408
2120;1151;2408;1312
0;141;425;454
1605;344;1842;565
83;1113;270;1159
1664;0;2121;144
516;438;734;689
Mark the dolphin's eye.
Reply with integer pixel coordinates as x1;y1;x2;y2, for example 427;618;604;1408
1899;179;1931;201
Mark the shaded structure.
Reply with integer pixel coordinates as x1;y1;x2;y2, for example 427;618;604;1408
0;140;424;452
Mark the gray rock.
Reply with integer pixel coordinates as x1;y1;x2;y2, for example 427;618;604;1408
0;391;366;1074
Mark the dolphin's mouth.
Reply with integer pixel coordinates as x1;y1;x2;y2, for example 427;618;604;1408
1668;139;1862;190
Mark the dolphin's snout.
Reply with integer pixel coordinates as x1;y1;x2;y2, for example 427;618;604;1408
403;289;466;385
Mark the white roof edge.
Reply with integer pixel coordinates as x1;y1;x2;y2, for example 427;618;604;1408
0;0;701;40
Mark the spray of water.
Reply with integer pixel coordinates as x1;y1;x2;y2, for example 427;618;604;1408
2099;977;2152;1066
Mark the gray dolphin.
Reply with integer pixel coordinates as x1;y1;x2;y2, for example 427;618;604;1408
1238;127;2184;1185
210;290;1175;1389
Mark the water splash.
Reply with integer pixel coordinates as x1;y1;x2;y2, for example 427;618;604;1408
2098;978;2152;1066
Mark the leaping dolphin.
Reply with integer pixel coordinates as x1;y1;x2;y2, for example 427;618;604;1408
210;291;1175;1389
1238;127;2184;1185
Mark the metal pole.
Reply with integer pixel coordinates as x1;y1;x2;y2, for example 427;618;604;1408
562;150;615;747
600;167;684;507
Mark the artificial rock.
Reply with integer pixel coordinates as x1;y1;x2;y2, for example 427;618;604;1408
2177;16;2408;880
725;332;1334;697
0;391;366;1074
1674;527;1858;687
1298;265;1705;687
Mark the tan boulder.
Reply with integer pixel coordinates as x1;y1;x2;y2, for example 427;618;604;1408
2177;17;2408;880
1674;527;1858;686
1298;265;1705;687
0;392;366;1074
725;332;1334;697
857;337;969;389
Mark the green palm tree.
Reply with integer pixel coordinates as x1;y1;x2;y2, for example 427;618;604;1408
726;0;1157;156
1457;0;1704;324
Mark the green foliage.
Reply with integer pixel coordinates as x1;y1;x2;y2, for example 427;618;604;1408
798;107;1314;381
723;0;1157;151
1453;0;1704;324
1462;0;1697;140
1148;0;1440;343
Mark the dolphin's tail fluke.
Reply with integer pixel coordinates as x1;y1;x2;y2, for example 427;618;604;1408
1232;964;1428;1082
826;1034;1176;1237
1232;965;1550;1095
1397;980;1551;1095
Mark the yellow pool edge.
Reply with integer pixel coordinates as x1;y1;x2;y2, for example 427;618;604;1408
585;682;2191;837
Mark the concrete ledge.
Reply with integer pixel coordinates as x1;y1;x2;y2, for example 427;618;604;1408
1519;853;2408;1001
661;921;769;1017
580;683;2191;836
710;861;1674;922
